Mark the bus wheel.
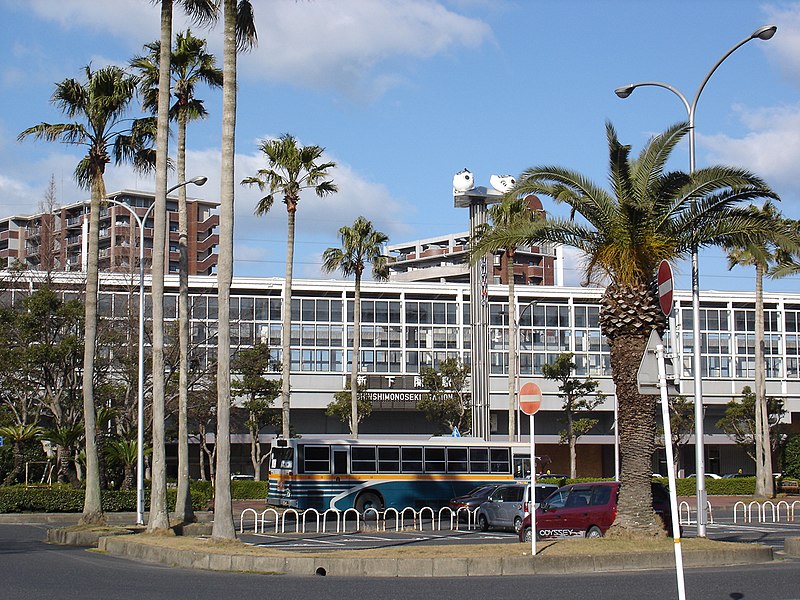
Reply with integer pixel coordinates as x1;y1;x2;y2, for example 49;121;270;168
355;492;383;512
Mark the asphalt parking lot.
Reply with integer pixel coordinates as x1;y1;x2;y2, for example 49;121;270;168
237;514;800;554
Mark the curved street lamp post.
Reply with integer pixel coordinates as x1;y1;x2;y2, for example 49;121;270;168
615;25;776;537
99;176;207;525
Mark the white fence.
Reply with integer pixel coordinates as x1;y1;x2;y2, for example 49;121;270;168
733;500;800;523
678;500;715;526
239;505;477;535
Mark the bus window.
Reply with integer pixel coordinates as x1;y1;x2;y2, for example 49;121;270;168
424;447;446;472
351;446;377;473
378;446;400;472
401;446;423;472
271;447;293;470
490;448;511;473
447;447;468;472
469;448;489;473
333;449;348;474
301;445;330;473
514;457;531;478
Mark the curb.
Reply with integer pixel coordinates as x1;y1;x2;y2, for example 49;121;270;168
96;535;774;577
786;537;800;557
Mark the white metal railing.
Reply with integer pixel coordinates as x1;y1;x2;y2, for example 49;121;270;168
733;500;799;523
678;500;714;525
238;505;482;535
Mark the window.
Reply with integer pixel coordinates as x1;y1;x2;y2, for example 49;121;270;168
377;447;400;472
470;448;489;473
424;447;446;472
447;447;468;473
401;446;423;472
301;445;330;473
351;446;377;473
490;448;511;473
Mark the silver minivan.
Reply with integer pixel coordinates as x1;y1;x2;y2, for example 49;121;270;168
477;483;558;533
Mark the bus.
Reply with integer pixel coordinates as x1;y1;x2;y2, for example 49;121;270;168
267;436;533;512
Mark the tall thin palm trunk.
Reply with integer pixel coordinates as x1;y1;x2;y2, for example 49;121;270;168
507;251;517;441
81;177;104;525
754;264;774;497
212;0;237;541
174;107;194;522
148;0;173;533
351;271;362;437
281;208;296;439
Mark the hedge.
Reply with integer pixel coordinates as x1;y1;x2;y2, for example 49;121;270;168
651;476;756;496
231;480;268;499
0;483;213;513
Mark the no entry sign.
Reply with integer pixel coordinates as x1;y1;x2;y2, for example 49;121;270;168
519;382;542;415
657;260;674;317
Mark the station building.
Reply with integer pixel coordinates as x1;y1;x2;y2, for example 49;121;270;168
7;270;796;479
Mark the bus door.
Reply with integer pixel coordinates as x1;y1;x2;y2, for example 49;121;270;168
332;447;348;478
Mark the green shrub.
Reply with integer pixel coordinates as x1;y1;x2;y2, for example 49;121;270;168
0;483;213;513
231;479;268;499
651;476;756;496
783;434;800;479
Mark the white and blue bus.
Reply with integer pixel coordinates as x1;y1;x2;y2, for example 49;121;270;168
267;436;533;512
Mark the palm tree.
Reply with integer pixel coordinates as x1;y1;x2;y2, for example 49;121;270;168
132;25;222;526
106;439;145;491
42;423;83;486
242;134;337;439
212;0;257;542
724;201;798;497
0;423;43;485
148;0;218;533
18;65;155;525
471;121;787;535
321;217;389;437
478;197;536;441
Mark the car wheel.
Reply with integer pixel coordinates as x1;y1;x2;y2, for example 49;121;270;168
523;527;532;543
478;514;489;532
513;516;523;533
586;525;603;538
355;491;383;513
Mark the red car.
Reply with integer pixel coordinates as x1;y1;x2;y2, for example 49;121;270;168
518;481;673;542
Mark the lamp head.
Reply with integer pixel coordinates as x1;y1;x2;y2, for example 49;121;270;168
752;25;777;40
614;85;635;99
489;174;516;193
189;176;208;187
452;169;474;194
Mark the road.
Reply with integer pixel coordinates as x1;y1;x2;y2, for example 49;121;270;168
4;524;800;600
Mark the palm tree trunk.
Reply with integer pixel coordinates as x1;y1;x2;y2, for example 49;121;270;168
609;334;659;534
351;272;361;437
174;105;194;523
506;250;516;441
211;0;237;540
147;0;173;533
754;264;774;497
80;177;104;525
281;207;296;439
567;412;577;479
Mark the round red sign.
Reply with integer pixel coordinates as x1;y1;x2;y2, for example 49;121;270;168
657;260;674;317
519;382;542;415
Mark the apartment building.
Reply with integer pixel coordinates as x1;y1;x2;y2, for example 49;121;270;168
0;189;219;275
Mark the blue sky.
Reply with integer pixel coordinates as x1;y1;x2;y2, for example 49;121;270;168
1;0;799;293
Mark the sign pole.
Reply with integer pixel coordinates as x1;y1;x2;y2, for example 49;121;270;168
519;381;542;556
657;342;687;600
529;411;536;556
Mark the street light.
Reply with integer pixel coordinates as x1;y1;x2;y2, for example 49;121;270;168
101;176;207;525
615;25;776;537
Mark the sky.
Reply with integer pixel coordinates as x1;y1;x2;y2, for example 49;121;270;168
1;0;800;294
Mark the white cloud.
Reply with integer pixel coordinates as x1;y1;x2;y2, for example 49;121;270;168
699;103;800;200
239;0;493;99
764;3;800;84
11;0;492;101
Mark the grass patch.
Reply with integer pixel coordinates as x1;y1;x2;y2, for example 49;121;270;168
118;532;750;560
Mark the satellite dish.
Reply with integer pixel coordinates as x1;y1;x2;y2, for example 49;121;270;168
490;174;516;193
452;169;474;194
